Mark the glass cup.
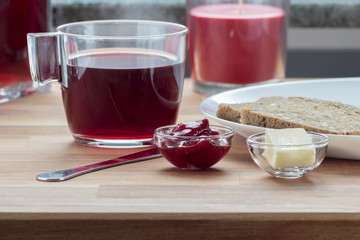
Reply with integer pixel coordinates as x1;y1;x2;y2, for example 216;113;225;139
187;0;289;95
27;20;188;148
0;0;51;103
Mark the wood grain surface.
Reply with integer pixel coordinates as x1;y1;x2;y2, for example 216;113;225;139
0;79;360;240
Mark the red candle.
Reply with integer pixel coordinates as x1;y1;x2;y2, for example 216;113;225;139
189;4;285;85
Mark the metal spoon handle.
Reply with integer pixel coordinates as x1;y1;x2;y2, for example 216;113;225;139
36;147;161;182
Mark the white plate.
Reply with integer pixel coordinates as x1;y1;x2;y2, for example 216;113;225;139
200;78;360;160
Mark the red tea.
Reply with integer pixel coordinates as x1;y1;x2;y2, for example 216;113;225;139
0;0;49;88
62;50;184;140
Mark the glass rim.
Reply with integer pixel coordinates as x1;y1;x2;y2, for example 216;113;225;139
154;124;234;139
246;131;330;147
56;19;188;39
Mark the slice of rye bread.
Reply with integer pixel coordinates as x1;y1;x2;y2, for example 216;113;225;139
216;96;360;135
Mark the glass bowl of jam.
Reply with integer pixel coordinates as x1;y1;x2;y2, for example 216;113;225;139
154;119;234;170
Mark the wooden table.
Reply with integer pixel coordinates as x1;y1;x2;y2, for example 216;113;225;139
1;79;360;239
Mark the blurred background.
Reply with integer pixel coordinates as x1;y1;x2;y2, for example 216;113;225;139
51;0;360;79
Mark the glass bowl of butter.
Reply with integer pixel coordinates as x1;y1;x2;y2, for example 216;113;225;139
246;128;330;179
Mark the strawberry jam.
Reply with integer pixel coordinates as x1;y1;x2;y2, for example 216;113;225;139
155;119;233;170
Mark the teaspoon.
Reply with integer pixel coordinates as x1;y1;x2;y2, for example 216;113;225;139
36;147;161;182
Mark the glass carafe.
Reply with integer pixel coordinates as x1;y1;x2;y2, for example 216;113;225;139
0;0;51;103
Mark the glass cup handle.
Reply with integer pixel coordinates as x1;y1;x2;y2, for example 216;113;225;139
27;32;61;86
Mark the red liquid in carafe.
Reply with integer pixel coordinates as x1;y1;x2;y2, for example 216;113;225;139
62;50;184;140
189;4;284;85
0;0;49;88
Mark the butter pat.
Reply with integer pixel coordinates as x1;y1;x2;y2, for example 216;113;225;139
263;128;315;168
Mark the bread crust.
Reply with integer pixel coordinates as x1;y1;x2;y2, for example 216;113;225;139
216;96;360;135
